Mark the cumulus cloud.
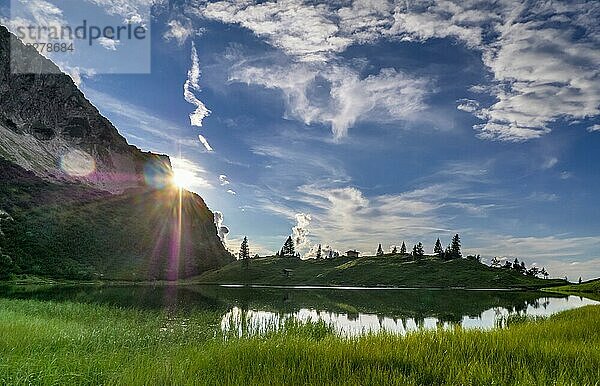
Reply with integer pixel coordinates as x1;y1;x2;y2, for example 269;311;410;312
292;213;312;251
227;189;237;195
214;211;230;245
202;0;352;62
184;42;211;127
231;63;429;139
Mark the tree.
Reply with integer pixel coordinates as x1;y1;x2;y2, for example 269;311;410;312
377;244;384;256
281;236;296;257
316;244;322;260
238;237;250;260
0;251;13;279
450;234;462;259
541;267;549;280
413;243;424;258
328;250;333;259
391;246;398;254
434;238;443;255
491;257;501;268
400;242;407;255
526;266;540;277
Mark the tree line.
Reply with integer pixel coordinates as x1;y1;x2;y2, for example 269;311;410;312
376;234;463;260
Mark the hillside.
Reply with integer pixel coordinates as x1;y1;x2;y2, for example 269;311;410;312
0;159;233;280
0;25;233;280
194;255;566;289
547;279;600;300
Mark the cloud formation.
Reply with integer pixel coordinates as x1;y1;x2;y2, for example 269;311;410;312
292;213;312;251
231;63;429;139
201;0;600;141
214;211;230;245
184;42;211;128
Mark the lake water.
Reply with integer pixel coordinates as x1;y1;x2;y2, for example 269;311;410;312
1;284;597;337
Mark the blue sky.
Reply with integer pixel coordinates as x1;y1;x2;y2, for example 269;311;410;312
4;0;600;279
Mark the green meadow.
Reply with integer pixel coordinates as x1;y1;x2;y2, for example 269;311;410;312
1;295;599;385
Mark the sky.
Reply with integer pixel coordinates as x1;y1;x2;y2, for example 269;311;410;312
2;0;600;280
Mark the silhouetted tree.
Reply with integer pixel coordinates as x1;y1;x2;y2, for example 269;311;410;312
281;236;295;257
526;266;540;277
391;246;398;254
450;234;462;259
579;277;583;284
239;237;250;260
434;238;443;255
316;244;322;260
328;250;333;259
491;257;501;268
413;243;424;258
400;242;407;255
377;244;384;256
541;267;549;279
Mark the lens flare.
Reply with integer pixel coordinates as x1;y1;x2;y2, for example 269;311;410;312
60;150;96;177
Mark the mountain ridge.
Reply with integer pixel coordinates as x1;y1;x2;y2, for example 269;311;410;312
0;25;170;193
0;25;233;280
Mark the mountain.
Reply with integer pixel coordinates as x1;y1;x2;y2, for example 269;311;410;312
0;26;233;280
0;25;167;193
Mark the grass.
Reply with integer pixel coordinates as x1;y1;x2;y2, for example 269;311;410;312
545;279;600;302
0;297;599;385
193;256;565;289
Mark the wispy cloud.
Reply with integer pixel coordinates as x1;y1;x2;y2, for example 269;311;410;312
164;18;195;46
231;62;429;139
201;0;600;142
588;124;600;133
184;42;211;128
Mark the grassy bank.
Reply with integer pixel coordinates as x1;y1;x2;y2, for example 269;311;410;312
544;279;600;301
194;256;565;289
0;298;599;385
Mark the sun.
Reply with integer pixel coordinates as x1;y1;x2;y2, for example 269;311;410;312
171;169;193;190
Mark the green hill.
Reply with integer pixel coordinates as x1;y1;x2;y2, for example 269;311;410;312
194;255;566;289
547;278;600;299
0;159;233;280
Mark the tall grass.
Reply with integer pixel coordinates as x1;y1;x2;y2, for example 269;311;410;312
0;298;599;385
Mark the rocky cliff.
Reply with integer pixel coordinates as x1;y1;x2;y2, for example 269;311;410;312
0;26;233;280
0;25;170;193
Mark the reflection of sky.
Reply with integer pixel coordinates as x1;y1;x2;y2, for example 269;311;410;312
222;296;599;338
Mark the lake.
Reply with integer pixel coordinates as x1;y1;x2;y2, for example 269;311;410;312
0;284;596;337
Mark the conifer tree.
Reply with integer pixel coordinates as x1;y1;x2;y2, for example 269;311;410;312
316;244;322;260
434;238;443;255
450;234;462;259
391;246;398;254
400;242;407;255
415;242;424;258
281;236;295;257
377;244;384;256
239;237;250;260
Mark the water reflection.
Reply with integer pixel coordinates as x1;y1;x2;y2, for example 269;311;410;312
220;295;597;337
0;284;597;337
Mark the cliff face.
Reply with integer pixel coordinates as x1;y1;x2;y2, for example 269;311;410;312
0;26;170;193
0;26;233;280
